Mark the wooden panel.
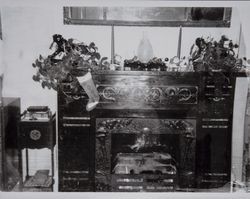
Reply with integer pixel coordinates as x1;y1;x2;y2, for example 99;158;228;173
0;98;20;191
93;71;200;110
20;121;55;150
58;90;93;191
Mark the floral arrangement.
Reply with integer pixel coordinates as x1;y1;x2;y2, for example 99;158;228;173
189;35;244;72
32;34;109;91
32;34;246;94
124;56;167;71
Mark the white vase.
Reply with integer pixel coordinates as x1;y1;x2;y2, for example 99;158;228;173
137;32;154;63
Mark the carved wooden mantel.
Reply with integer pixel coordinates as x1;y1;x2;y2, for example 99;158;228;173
58;71;246;192
67;71;201;110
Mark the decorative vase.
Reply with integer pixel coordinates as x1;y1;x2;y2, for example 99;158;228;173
137;32;154;63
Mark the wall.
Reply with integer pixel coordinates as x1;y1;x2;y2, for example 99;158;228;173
0;40;3;75
1;2;249;113
1;6;57;113
0;37;3;100
0;6;3;95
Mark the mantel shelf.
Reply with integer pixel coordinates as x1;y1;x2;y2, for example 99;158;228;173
72;69;248;77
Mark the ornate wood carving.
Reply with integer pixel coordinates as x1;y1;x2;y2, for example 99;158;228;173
95;118;196;191
98;85;198;105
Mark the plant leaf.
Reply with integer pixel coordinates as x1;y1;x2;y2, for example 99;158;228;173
32;75;40;82
35;59;42;67
94;52;101;60
39;54;43;61
41;81;46;88
89;42;95;48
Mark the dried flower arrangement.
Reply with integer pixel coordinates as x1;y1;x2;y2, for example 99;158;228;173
32;34;246;95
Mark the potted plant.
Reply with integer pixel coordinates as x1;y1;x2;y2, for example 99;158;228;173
189;35;243;72
32;34;109;110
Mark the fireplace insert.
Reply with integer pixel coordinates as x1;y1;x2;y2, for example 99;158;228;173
95;118;196;191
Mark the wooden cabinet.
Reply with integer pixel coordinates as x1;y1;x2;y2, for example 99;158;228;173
195;74;236;188
19;112;56;192
20;119;55;150
58;92;94;191
0;97;20;191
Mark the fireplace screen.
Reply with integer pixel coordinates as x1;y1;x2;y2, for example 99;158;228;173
95;118;196;192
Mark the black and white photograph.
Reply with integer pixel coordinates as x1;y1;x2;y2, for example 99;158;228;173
0;0;250;198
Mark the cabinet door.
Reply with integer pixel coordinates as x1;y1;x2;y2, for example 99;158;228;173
58;125;93;191
59;125;90;171
196;124;231;188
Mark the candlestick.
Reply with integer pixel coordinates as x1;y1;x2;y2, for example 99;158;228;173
111;25;115;64
177;26;182;59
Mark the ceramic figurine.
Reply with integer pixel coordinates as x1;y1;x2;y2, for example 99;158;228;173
49;34;68;62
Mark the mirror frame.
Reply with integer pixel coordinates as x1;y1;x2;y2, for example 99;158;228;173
63;7;232;27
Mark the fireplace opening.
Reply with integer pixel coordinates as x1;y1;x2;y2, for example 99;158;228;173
95;118;196;191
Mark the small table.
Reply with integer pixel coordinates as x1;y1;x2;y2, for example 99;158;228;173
18;107;55;191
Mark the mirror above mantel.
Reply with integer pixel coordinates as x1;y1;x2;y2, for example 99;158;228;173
63;7;232;27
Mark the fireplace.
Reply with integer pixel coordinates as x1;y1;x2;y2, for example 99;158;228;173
95;117;196;191
58;71;239;192
91;71;199;191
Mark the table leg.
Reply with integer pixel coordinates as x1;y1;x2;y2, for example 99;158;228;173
25;148;29;180
51;148;54;192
